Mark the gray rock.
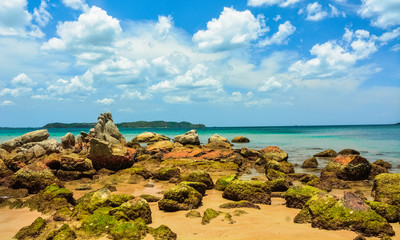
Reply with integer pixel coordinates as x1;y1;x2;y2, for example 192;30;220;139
93;112;126;145
208;134;229;144
0;130;49;152
173;130;200;145
61;133;75;149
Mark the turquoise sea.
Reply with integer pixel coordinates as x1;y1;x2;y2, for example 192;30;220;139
1;125;399;173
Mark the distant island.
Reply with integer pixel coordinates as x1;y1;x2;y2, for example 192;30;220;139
43;121;205;129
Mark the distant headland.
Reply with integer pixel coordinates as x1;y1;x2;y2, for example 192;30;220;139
42;121;205;129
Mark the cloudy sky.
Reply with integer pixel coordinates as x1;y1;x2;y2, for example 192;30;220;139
0;0;399;127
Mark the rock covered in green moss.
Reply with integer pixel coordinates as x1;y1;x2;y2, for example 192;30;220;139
267;178;291;192
324;155;371;180
265;160;294;174
185;210;202;218
215;174;237;191
220;200;260;209
202;208;222;225
366;201;400;222
46;224;76;240
372;173;400;206
284;185;325;209
117;165;152;179
140;194;161;202
80;210;119;236
178;181;207;195
110;197;152;224
154;167;180;180
150;225;177;240
338;149;360;156
109;218;149;240
14;217;46;240
222;180;271;204
260;146;288;162
180;170;214;189
158;184;203;212
313;149;338;157
295;192;394;237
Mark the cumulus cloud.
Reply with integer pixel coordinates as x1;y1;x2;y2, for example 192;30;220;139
0;73;34;97
193;7;267;52
95;97;114;105
260;21;296;46
62;0;89;11
358;0;400;28
259;77;283;91
247;0;302;7
155;15;173;40
11;73;35;86
305;2;328;21
120;89;152;100
45;71;95;98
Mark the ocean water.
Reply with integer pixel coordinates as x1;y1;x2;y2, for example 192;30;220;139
1;125;399;173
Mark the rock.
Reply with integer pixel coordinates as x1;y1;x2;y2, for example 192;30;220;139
366;201;400;222
24;139;60;154
140;194;161;202
1;129;49;152
315;170;350;191
265;160;294;174
75;184;92;191
158;184;203;212
0;188;28;198
205;141;232;150
117;165;152;179
295;192;394;237
134;132;170;143
180;170;214;189
313;149;338;157
149;225;177;240
11;162;59;194
222;180;271;204
201;208;221;225
89;138;136;171
186;210;201;218
324;155;371;180
338;149;360;155
93;112;126;145
61;133;75;149
215;174;237;191
373;159;392;169
239;148;260;158
173;130;200;145
79;211;119;236
301;157;318;168
147;140;174;154
110;197;152;224
208;134;229;144
60;154;93;171
268;178;291;192
372;173;400;206
260;146;288;162
284;186;325;209
220;200;260;209
14;217;46;240
0;159;13;178
353;235;367;240
369;163;389;179
46;224;76;240
231;136;250;143
179;181;208;195
154;167;180;180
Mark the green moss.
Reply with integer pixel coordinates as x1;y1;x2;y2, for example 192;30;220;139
222;180;271;204
284;185;325;209
219;200;260;209
109;218;148;240
185;210;201;218
160;159;238;172
224;213;235;224
46;224;76;240
154;167;180;180
366;201;400;222
80;211;118;236
372;173;400;206
232;210;248;216
158;184;203;212
117;166;152;179
110;198;152;224
202;208;221;225
265;160;294;174
140;194;161;202
215;174;237;191
150;225;177;240
14;217;46;240
178;181;207;195
24;184;74;213
180;170;214;189
294;208;311;223
265;169;286;180
267;178;290;192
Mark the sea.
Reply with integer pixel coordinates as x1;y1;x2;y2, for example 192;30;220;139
1;125;399;173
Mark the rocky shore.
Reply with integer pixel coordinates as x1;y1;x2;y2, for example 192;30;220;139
0;113;399;240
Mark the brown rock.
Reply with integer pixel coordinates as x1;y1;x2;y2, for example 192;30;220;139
231;136;250;143
301;157;318;168
260;146;288;162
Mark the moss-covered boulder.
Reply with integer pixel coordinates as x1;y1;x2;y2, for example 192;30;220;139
260;146;288;162
369;164;389;179
186;210;202;218
180;170;214;189
316;170;350;191
338;149;360;156
117;165;152;179
14;217;47;240
267;178;291;192
46;224;76;240
11;161;59;194
265;160;294;174
158;184;203;212
265;168;286;180
140;194;161;202
153;167;180;180
79;210;119;236
301;157;318;168
313;149;338;157
179;181;207;195
366;201;400;222
373;159;392;169
295;192;394;237
220;200;260;209
202;208;221;225
372;173;400;206
324;155;371;180
284;186;325;209
215;174;237;191
24;183;74;213
110;197;152;224
222;180;271;204
149;225;177;240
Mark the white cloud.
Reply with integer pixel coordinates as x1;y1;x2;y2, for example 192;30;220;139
392;44;400;52
33;0;51;27
260;21;296;46
0;0;43;38
62;0;89;11
259;77;283;91
155;15;173;40
247;0;302;7
193;7;267;52
0;100;14;106
273;15;282;21
120;88;152;100
11;73;35;86
0;87;31;97
358;0;400;28
305;2;328;21
45;71;95;97
163;95;191;104
95;98;114;105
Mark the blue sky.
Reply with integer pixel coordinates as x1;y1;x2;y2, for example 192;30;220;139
0;0;399;127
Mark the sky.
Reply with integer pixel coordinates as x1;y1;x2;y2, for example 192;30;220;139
0;0;399;127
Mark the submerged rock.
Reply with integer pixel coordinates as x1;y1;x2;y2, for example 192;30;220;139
223;180;271;204
231;136;250;143
373;159;392;169
301;157;318;169
265;160;294;174
173;130;200;145
313;149;338;158
158;184;203;212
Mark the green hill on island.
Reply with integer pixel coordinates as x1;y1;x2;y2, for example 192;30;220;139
43;121;205;129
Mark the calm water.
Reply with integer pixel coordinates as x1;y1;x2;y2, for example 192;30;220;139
1;125;399;173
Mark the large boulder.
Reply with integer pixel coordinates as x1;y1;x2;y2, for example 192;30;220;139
180;170;214;189
223;180;271;204
372;173;400;206
231;136;250;143
56;154;95;180
61;133;75;149
265;160;294;174
89;138;136;171
158;184;203;211
324;155;371;180
173;130;200;145
147;140;174;154
295;192;394;237
301;157;318;168
153;167;180;180
208;134;229;144
11;162;59;193
260;146;288;162
110;197;152;224
133;132;170;143
0;129;49;152
284;185;325;209
93;112;126;145
338;149;360;156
